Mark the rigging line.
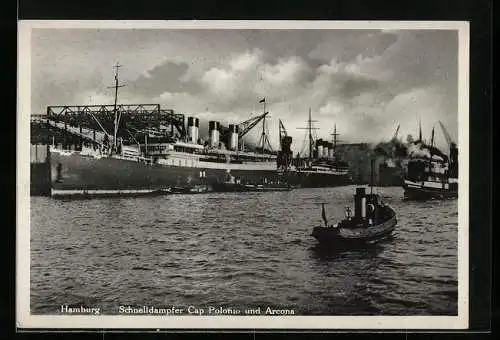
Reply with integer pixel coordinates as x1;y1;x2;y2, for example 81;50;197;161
310;119;319;141
88;111;112;137
299;131;308;156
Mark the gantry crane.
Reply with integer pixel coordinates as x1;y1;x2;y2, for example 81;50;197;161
278;119;293;170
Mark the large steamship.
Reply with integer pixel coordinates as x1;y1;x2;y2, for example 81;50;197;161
31;64;352;196
283;109;351;187
32;65;291;197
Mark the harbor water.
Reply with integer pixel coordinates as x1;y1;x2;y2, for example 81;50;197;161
30;186;458;315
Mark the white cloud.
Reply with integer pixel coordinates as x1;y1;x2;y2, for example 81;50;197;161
318;99;344;117
78;91;114;106
31;29;458;155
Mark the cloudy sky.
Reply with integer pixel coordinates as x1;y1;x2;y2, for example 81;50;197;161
31;28;459;153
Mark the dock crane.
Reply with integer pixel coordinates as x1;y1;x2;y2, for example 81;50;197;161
438;121;456;148
297;108;319;161
392;124;400;142
236;110;275;153
237;111;269;140
279;119;288;147
418;119;423;142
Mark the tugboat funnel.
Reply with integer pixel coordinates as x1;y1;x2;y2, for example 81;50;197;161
187;117;199;144
321;203;328;226
209;121;220;147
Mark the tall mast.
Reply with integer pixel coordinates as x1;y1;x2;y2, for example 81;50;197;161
108;62;126;152
428;125;435;169
308;108;312;160
297;108;318;161
262;99;266;154
430;125;435;148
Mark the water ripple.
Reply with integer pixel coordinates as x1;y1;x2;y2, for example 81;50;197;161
30;186;457;315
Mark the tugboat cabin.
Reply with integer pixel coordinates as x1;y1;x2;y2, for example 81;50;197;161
338;187;393;229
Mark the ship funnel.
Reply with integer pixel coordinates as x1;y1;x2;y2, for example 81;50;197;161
209;121;220;148
354;187;367;219
316;139;324;159
327;142;334;159
228;124;239;150
322;141;329;158
187;117;200;144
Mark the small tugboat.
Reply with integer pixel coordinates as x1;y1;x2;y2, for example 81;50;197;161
169;184;212;194
402;122;458;200
211;170;293;193
311;161;397;246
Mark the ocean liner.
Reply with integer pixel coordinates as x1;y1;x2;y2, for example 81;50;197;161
30;64;291;197
282;109;351;188
402;121;458;200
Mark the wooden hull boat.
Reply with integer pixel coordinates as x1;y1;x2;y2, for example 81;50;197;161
212;171;293;192
311;186;397;246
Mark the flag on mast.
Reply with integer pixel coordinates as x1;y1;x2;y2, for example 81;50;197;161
321;203;328;226
259;98;266;103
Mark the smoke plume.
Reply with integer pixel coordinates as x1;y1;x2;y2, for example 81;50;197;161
373;134;449;170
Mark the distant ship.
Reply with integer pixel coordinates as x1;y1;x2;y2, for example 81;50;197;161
211;170;293;192
312;187;396;245
311;160;396;246
402;121;458;200
374;124;406;187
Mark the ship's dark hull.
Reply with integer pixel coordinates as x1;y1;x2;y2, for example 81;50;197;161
403;180;458;200
283;171;352;188
311;210;397;246
49;151;282;196
31;163;51;196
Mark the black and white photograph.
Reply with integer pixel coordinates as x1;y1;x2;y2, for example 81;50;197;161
17;20;469;329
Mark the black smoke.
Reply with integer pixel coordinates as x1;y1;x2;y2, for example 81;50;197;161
373;135;449;169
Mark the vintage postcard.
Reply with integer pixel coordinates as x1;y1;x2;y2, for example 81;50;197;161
17;20;469;330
